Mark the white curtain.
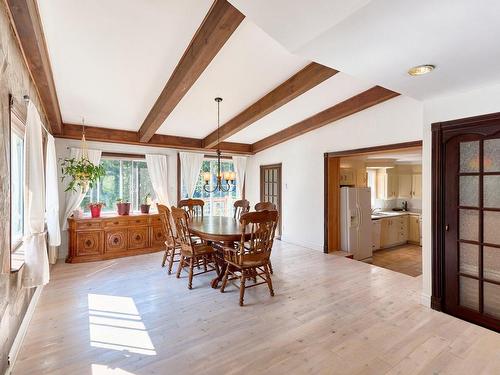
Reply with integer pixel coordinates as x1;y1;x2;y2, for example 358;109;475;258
45;134;61;264
179;152;204;198
61;148;102;230
23;102;49;287
232;156;248;199
145;154;170;206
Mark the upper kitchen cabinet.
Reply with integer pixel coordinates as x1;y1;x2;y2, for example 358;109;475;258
376;168;398;200
397;165;422;199
398;174;413;199
411;174;422;198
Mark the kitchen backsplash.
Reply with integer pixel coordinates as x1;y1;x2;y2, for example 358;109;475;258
373;198;422;212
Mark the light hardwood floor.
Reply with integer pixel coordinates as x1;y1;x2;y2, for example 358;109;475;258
372;244;422;277
13;241;500;375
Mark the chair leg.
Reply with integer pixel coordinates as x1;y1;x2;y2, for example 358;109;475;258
188;257;194;290
176;255;184;278
213;254;220;276
268;259;274;274
220;266;230;293
167;246;176;275
239;270;246;306
203;256;207;272
264;264;274;297
161;248;169;267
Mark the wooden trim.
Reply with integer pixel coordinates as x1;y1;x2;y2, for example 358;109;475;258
325;140;423;157
5;0;62;134
252;86;400;153
59;123;253;154
202;63;338;148
101;152;145;160
138;0;244;142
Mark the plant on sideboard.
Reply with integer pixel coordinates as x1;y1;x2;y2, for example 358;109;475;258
116;198;131;216
140;193;152;214
88;202;105;218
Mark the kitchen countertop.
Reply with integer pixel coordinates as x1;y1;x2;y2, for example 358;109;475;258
371;211;421;220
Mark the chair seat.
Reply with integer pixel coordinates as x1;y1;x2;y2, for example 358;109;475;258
227;253;268;268
181;244;215;257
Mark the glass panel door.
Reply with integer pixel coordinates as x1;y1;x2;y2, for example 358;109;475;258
260;164;281;237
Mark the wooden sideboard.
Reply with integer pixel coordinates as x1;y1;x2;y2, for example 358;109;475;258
67;213;165;263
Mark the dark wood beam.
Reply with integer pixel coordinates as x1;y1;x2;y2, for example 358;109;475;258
252;86;400;153
6;0;62;134
138;0;244;142
202;63;338;148
60;124;253;154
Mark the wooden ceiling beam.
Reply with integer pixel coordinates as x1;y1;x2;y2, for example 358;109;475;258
138;0;244;143
251;86;400;153
202;62;338;148
60;124;253;154
6;0;62;134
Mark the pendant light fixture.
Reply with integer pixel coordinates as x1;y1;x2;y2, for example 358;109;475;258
203;97;236;193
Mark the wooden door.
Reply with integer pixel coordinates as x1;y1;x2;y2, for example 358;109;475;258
443;131;500;331
260;164;282;237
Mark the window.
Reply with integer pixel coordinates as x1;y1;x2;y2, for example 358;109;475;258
367;169;377;206
181;158;238;217
11;112;25;250
81;157;154;213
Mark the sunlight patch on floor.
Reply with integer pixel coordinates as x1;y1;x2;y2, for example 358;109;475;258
88;294;156;356
91;364;136;374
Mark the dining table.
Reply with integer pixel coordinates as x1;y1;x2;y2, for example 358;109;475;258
188;216;248;288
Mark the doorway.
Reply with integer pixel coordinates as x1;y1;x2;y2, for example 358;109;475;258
260;163;282;238
433;113;500;332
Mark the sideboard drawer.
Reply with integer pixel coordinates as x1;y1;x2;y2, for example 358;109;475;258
104;218;129;228
76;221;102;230
128;217;149;226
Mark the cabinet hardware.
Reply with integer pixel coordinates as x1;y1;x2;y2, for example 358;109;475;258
445;224;449;231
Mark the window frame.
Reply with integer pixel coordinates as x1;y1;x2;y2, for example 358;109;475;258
80;153;155;214
176;153;245;212
9;95;27;256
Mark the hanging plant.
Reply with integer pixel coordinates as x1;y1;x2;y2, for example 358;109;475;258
60;157;105;192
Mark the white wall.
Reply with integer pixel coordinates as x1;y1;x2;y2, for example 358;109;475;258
246;95;423;251
55;138;181;259
420;82;500;306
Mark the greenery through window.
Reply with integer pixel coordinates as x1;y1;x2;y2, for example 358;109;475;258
11;116;25;250
181;158;238;217
81;158;154;213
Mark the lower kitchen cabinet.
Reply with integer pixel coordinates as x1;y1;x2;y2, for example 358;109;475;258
408;214;421;244
379;216;408;249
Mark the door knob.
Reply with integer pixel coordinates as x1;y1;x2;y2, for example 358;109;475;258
445;224;449;231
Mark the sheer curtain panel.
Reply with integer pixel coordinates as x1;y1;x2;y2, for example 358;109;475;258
179;152;204;198
145;154;170;206
232;156;248;199
61;148;102;230
23;102;49;287
45;134;61;264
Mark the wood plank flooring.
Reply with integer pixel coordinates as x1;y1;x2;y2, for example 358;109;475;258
372;244;422;277
13;241;500;374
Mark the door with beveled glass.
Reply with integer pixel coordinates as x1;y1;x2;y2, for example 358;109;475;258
260;164;282;238
444;130;500;331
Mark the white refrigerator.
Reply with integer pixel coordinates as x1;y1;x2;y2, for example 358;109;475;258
340;187;373;261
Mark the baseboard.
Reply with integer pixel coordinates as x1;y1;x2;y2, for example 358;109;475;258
279;236;323;252
5;285;44;375
420;292;431;308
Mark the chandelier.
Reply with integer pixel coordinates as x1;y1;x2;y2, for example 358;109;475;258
203;97;236;193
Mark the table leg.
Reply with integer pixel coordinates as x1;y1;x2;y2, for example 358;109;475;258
210;241;233;288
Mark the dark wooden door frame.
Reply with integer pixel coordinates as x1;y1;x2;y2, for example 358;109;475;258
260;163;282;238
432;111;500;333
323;140;423;254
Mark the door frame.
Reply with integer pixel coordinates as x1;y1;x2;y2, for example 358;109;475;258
260;163;282;238
323;140;423;254
431;112;500;329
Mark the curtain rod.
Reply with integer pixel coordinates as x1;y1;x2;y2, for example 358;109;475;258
23;95;51;135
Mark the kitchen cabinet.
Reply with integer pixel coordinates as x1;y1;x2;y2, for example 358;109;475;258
408;214;421;244
340;168;355;186
376;169;398;200
397;174;413;199
379;216;408;249
412;174;422;198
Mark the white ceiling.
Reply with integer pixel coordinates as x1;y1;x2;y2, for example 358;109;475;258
343;148;423;164
156;19;308;138
37;0;213;130
230;0;500;100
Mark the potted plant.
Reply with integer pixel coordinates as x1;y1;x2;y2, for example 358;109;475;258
60;157;105;192
116;198;131;216
88;202;105;218
140;193;152;214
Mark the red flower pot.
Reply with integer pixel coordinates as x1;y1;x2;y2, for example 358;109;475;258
90;205;102;218
117;202;130;215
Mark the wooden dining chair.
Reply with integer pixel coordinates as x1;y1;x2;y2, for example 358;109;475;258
255;201;276;211
233;199;250;219
157;204;180;274
220;210;278;306
171;207;219;289
178;199;204;218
